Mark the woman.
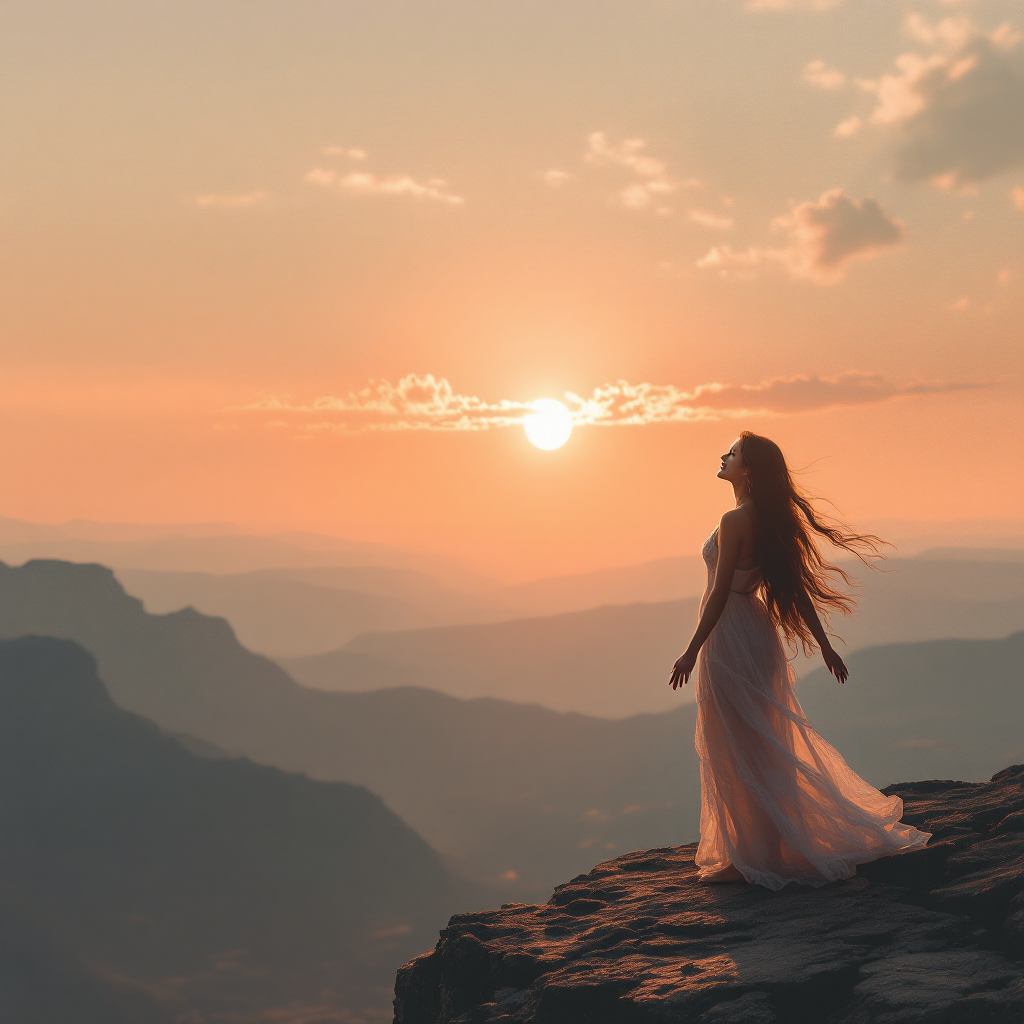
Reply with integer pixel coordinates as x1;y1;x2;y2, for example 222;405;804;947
669;432;930;889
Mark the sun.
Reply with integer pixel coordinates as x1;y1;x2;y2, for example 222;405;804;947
523;398;573;450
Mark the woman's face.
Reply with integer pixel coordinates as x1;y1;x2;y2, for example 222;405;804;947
717;438;745;483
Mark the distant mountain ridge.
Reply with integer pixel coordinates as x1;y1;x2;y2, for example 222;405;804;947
117;568;474;657
0;635;477;1021
284;555;1024;714
5;514;1021;669
114;565;522;656
114;556;709;658
288;599;700;716
797;631;1024;785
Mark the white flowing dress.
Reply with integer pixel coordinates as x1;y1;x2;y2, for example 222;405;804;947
694;528;931;889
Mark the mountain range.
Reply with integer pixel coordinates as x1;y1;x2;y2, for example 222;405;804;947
122;552;1024;675
0;557;695;895
1;557;1020;900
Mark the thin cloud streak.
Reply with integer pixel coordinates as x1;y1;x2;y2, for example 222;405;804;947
305;148;463;205
244;375;530;432
240;372;987;434
305;168;463;205
584;132;700;213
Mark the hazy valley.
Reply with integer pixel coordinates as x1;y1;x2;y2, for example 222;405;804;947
0;636;479;1022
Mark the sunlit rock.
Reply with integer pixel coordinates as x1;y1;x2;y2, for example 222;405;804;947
395;765;1024;1023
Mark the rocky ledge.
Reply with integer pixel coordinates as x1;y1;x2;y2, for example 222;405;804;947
395;765;1024;1023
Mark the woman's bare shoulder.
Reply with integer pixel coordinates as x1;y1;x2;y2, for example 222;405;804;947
720;505;757;537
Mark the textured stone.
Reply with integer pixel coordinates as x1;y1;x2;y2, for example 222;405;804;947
394;765;1024;1023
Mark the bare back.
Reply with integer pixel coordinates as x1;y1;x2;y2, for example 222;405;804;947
716;502;759;570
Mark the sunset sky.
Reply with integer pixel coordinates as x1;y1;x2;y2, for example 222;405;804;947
2;0;1022;578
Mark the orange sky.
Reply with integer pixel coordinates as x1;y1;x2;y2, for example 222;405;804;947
1;0;1022;577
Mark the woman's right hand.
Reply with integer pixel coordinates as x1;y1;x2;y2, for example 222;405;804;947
822;645;848;685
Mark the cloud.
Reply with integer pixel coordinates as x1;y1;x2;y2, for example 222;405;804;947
541;168;572;187
697;189;903;283
834;115;863;138
1012;185;1024;211
570;373;984;424
584;132;699;212
305;168;463;205
776;190;904;279
803;60;846;90
240;371;985;434
904;13;975;50
194;191;270;209
585;133;666;178
689;209;735;229
852;16;1024;187
696;246;772;282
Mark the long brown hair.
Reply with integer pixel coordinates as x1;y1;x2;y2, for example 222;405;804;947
739;430;887;654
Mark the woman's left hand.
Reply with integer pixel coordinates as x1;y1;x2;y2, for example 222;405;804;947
670;649;697;689
822;645;849;685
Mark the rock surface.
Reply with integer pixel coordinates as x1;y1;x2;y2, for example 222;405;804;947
394;765;1024;1023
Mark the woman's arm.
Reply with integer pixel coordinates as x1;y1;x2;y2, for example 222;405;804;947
670;513;743;689
795;590;849;684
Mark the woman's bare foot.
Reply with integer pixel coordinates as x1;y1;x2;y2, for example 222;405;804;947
702;863;745;884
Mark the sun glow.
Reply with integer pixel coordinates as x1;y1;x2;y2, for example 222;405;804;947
523;399;573;450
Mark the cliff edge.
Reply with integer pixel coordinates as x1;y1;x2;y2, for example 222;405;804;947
395;765;1024;1023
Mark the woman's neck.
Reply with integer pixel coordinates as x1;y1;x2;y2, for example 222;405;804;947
732;483;752;507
